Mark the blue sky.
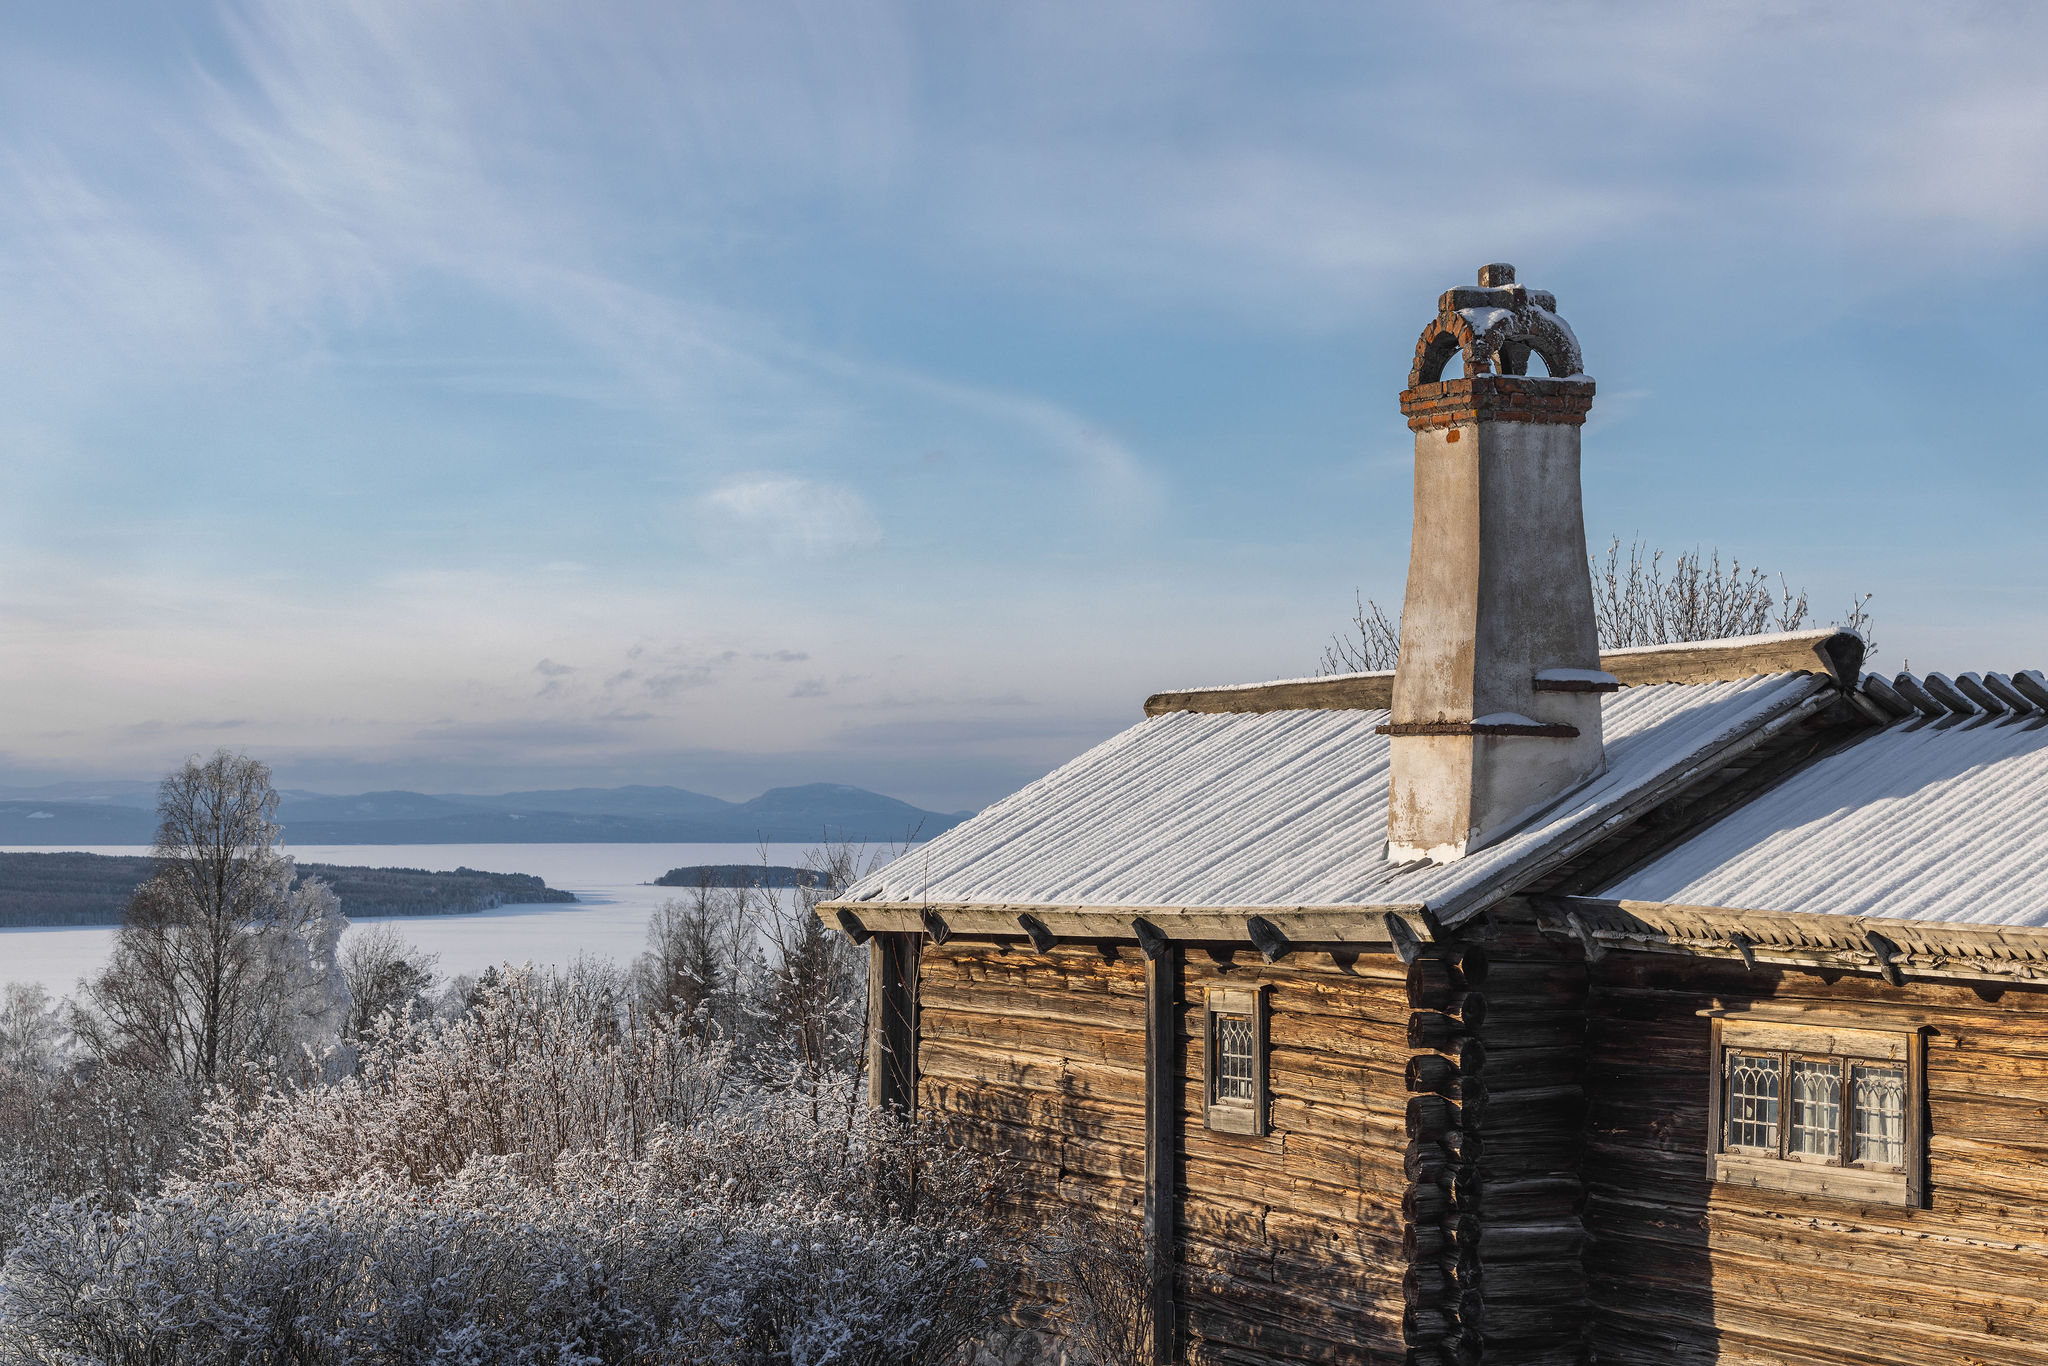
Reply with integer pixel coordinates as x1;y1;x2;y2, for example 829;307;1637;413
2;1;2045;811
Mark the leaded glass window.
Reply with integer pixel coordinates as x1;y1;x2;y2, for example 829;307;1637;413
1788;1058;1842;1159
1214;1013;1255;1103
1203;986;1265;1136
1851;1063;1906;1168
1709;1017;1921;1205
1724;1051;1780;1151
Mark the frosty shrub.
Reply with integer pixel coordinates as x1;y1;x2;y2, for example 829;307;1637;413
199;964;732;1191
1039;1211;1153;1366
0;968;1023;1365
0;1049;193;1259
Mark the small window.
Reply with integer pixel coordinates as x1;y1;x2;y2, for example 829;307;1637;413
1704;1014;1924;1207
1204;986;1266;1136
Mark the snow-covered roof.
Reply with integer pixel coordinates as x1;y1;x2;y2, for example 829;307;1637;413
843;672;1826;925
1603;711;2048;927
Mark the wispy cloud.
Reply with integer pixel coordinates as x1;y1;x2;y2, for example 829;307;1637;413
696;475;883;559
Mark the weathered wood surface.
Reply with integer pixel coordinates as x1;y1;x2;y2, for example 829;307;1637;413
1144;672;1396;717
1140;630;1860;717
828;900;1422;947
918;944;1148;1219
1146;948;1179;1365
1582;951;2048;1365
1177;953;1413;1365
1554;898;2048;987
1463;904;1590;1364
868;933;919;1112
1597;630;1862;689
918;941;1424;1365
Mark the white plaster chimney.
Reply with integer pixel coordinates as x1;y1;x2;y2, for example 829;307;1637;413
1382;263;1608;863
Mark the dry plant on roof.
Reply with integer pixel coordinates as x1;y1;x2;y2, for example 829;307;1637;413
1593;535;1803;647
1319;590;1403;674
1321;536;1877;674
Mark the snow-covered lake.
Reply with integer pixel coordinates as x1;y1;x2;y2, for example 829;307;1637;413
0;842;842;998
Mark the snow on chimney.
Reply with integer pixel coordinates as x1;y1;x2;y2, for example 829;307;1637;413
1381;263;1608;863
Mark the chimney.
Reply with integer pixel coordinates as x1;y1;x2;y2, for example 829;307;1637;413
1381;263;1607;863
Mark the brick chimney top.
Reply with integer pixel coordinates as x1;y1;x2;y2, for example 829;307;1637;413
1476;262;1515;287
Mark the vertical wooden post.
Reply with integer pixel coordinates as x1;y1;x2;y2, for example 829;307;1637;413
868;932;919;1113
1144;944;1180;1364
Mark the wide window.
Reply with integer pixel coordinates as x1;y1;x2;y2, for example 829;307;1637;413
1704;1012;1924;1206
1204;986;1266;1136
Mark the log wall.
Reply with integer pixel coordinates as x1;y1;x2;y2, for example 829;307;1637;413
1176;950;1413;1366
917;941;1151;1224
1465;905;1590;1366
1583;952;2048;1366
915;941;1435;1365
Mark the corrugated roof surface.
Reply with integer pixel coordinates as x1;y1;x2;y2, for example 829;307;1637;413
1604;712;2048;926
846;672;1822;915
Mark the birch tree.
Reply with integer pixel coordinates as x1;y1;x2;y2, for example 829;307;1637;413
74;751;349;1089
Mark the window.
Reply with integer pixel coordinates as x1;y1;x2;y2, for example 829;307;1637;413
1704;1012;1925;1206
1204;986;1266;1136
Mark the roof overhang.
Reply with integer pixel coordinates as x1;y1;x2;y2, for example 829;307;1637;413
1540;895;2048;987
817;899;1433;958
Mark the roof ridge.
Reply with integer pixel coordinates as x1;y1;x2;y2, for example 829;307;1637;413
1144;629;1863;717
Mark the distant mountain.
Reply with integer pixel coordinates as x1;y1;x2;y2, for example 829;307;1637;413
440;785;735;819
278;791;484;823
0;780;161;808
0;802;158;845
0;782;966;846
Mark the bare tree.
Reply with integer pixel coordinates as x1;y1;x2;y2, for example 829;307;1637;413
0;983;66;1076
73;751;350;1089
340;923;440;1041
1322;537;1877;672
753;843;871;1084
1319;591;1402;675
1592;535;1796;646
631;869;754;1039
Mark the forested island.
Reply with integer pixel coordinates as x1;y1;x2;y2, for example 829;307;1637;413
0;851;574;926
653;863;825;889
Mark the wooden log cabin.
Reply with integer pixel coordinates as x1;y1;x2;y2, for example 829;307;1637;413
820;264;2048;1366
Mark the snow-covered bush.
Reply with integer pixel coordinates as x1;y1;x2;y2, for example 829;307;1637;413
0;983;194;1259
199;964;731;1191
0;968;1023;1365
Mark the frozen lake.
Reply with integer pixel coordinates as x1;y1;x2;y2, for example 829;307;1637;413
0;842;848;998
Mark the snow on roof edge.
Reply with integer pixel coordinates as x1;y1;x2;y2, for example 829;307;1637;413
1154;668;1392;695
1600;627;1861;658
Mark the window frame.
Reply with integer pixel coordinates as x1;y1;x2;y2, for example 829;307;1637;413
1203;985;1267;1137
1703;1011;1926;1207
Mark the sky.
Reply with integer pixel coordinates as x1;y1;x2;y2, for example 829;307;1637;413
3;1;2047;813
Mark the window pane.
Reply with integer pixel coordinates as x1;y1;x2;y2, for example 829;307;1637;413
1852;1063;1907;1168
1725;1051;1780;1151
1789;1058;1842;1159
1214;1012;1255;1103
